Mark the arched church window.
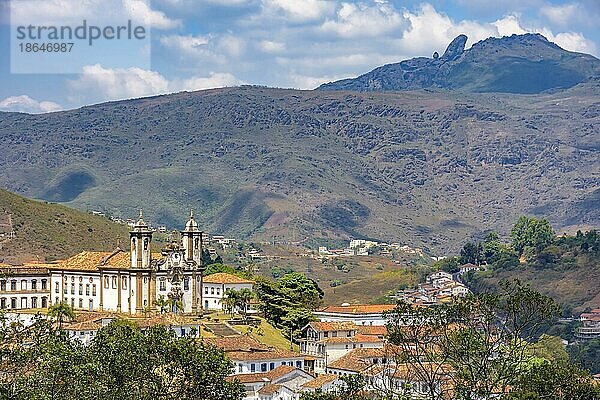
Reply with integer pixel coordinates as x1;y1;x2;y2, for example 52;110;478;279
112;276;117;289
104;277;109;289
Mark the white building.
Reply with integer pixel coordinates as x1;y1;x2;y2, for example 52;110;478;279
202;273;254;311
300;321;385;374
1;211;217;315
207;335;306;374
313;304;396;326
0;263;50;310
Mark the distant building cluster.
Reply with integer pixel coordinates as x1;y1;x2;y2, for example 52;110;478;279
576;308;600;340
393;270;472;306
318;239;428;259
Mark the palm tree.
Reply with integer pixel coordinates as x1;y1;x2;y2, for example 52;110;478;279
236;288;254;322
48;302;76;329
154;295;170;314
220;289;238;318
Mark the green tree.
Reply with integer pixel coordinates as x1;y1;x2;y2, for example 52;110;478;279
459;242;483;265
235;288;254;321
0;318;245;400
511;216;555;255
220;289;238;317
507;359;600;400
48;301;76;328
385;280;561;400
279;272;324;310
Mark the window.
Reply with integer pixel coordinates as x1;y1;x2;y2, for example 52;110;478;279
332;331;337;337
211;287;214;295
296;361;302;368
205;287;208;294
71;283;75;295
324;332;329;338
216;288;220;295
10;280;16;291
21;280;27;290
269;362;275;370
111;276;117;289
79;284;83;295
159;279;166;291
86;284;90;296
122;277;127;289
92;285;97;296
143;300;147;307
41;297;47;308
32;280;37;290
41;279;47;290
55;282;59;293
104;277;109;289
21;298;27;308
31;297;37;308
55;297;59;304
71;298;75;307
11;298;16;308
261;363;267;372
0;298;5;308
183;278;189;291
238;364;243;373
250;364;256;372
79;298;83;308
89;299;93;310
1;281;6;291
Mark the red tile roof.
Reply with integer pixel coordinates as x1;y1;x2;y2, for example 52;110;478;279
203;273;254;285
301;374;338;389
307;321;358;332
317;304;396;314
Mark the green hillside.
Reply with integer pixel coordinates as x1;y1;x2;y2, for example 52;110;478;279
0;82;598;253
0;189;130;264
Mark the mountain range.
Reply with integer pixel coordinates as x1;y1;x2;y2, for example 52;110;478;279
319;33;600;93
0;34;598;253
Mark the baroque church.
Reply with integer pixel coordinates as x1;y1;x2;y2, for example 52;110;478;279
0;211;215;315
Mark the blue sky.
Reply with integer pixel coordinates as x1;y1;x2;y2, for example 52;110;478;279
0;0;599;113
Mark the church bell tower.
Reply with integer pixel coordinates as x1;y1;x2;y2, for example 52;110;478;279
130;210;153;269
181;210;203;264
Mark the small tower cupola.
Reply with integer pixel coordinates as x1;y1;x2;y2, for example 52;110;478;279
130;209;153;269
181;210;203;264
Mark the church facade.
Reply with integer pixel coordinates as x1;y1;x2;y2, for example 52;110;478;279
1;211;211;315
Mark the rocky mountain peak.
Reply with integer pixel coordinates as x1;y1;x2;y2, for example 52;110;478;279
441;34;467;61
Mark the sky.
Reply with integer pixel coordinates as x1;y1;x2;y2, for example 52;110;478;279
0;0;599;113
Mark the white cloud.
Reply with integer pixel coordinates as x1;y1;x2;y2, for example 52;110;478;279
259;40;286;53
68;64;242;103
321;1;409;38
540;3;580;26
0;95;62;114
8;0;180;29
177;73;243;91
261;0;336;22
493;14;528;37
122;0;181;29
537;29;597;54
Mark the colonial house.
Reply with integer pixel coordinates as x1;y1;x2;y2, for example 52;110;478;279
576;309;600;340
299;321;384;374
0;263;50;310
207;335;307;374
230;365;340;400
313;304;396;326
202;273;254;311
64;312;203;345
